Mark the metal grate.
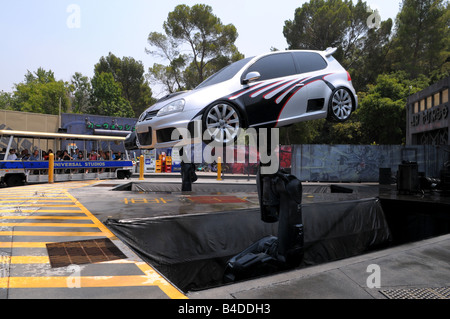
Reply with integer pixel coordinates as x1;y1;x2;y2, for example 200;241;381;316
380;287;450;299
46;238;127;268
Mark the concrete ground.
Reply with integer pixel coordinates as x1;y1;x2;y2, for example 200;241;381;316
188;233;450;299
1;174;449;299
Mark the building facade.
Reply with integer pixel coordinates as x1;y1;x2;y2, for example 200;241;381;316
0;110;59;133
406;76;449;145
0;110;138;155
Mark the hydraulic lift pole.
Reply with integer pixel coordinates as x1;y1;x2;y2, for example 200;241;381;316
223;128;305;282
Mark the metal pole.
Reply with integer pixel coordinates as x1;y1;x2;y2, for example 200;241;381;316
139;155;145;180
48;153;54;184
4;136;13;161
59;97;62;128
217;157;222;181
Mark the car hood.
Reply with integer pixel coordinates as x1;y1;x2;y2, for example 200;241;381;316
143;80;238;114
148;91;192;111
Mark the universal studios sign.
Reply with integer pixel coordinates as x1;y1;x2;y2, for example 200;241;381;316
411;104;449;127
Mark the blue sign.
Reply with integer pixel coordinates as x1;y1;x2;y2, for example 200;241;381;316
0;161;133;170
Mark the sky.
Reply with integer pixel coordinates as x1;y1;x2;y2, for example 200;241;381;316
0;0;402;97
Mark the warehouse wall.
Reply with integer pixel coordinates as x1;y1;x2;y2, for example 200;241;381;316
0;110;60;152
0;110;59;133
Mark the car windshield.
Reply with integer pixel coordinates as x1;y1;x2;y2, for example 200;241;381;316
195;57;253;90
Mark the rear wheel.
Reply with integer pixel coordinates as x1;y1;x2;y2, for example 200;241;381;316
203;102;242;144
328;87;354;122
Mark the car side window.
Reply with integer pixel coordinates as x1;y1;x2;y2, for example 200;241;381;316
292;52;328;74
244;53;297;82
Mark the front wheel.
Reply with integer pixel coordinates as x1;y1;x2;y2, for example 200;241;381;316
203;102;242;144
327;88;354;122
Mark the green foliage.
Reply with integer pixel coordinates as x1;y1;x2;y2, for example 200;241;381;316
89;72;135;118
358;95;406;144
147;4;244;92
279;119;326;145
356;72;430;144
348;18;393;91
283;0;394;90
0;91;15;110
283;0;352;51
94;53;156;117
70;72;91;114
389;0;449;80
12;68;70;115
328;121;363;144
24;68;56;84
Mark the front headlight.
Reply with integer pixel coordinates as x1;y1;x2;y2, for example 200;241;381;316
138;111;147;122
157;99;185;117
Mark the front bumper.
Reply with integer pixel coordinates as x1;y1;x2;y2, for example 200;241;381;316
135;110;202;149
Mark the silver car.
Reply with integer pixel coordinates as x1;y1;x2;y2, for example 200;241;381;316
135;47;358;149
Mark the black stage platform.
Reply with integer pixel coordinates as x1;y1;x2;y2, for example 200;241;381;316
105;183;450;293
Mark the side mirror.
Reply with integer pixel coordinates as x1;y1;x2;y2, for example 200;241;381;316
243;71;261;84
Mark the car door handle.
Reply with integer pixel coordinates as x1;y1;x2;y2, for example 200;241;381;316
295;83;305;87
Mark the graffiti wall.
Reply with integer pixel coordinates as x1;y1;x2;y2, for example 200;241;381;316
291;144;450;182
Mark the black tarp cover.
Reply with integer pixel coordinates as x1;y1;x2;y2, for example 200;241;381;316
105;198;391;292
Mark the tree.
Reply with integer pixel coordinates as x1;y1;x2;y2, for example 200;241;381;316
356;72;430;144
0;91;15;110
389;0;449;80
24;68;55;84
94;53;155;117
90;72;135;118
352;19;393;89
283;0;393;90
13;68;70;115
146;4;244;93
279;120;325;145
328;121;363;144
283;0;352;52
70;72;91;114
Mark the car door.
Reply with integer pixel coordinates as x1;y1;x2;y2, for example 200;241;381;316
238;52;307;128
291;52;331;118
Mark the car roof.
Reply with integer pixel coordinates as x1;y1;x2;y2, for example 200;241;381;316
254;47;335;60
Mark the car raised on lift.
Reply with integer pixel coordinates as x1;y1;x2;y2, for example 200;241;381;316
135;47;358;148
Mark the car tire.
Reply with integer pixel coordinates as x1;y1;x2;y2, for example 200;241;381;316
327;87;354;122
203;102;242;145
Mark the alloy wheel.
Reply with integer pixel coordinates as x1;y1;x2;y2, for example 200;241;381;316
205;103;241;144
331;88;353;121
